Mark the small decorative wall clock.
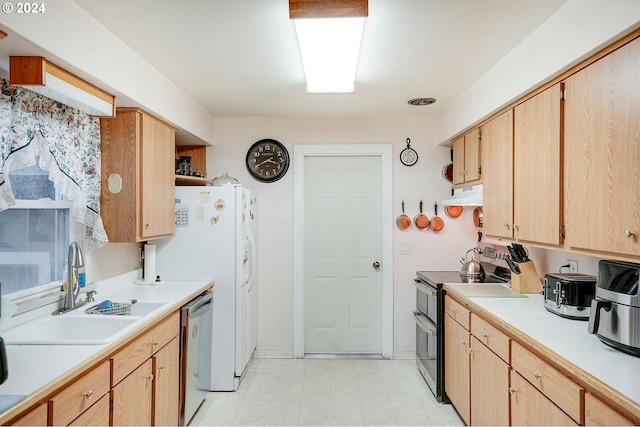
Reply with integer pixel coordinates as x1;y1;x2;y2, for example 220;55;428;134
400;138;418;166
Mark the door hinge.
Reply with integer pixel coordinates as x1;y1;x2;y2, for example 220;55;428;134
478;130;482;141
478;166;482;175
109;397;113;412
560;225;566;239
561;87;567;101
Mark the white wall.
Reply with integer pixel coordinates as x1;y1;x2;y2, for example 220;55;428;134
209;117;479;358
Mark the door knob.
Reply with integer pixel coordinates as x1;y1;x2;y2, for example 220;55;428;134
373;261;381;270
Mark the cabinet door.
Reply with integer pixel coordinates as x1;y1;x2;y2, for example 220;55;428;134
464;128;481;183
111;359;153;426
481;110;514;239
153;337;180;426
140;112;176;240
514;83;563;245
444;314;470;425
510;371;578;426
565;37;640;256
452;136;466;185
470;336;509;426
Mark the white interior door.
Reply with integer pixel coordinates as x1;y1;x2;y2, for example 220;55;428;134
303;155;383;354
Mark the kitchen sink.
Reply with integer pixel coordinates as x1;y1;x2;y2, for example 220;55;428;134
2;314;140;345
83;300;168;317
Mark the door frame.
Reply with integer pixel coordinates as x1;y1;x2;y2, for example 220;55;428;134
293;144;394;359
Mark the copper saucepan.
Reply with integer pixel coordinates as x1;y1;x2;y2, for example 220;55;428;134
446;205;462;218
396;200;411;230
429;202;445;232
473;207;483;241
414;200;430;229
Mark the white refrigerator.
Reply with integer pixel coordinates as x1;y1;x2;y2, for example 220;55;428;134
155;185;257;391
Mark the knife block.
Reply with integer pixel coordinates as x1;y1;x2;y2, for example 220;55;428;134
511;260;542;294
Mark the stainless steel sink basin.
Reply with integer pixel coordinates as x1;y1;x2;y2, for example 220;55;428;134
2;314;139;345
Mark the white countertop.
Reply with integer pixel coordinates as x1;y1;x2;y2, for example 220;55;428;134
0;270;212;418
444;283;640;407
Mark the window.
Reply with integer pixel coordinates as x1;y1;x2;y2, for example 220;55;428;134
0;160;74;296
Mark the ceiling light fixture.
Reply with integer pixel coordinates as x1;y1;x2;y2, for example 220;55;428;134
290;0;368;94
408;97;437;106
9;56;115;117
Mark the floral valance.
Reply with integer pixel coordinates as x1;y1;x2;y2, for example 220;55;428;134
0;79;108;251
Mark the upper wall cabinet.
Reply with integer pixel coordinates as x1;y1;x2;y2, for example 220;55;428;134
512;83;564;245
101;108;177;242
565;37;640;257
481;109;514;240
452;128;481;187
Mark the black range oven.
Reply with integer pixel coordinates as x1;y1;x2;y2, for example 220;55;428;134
415;266;510;402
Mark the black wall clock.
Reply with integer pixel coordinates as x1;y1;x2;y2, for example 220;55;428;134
246;139;290;182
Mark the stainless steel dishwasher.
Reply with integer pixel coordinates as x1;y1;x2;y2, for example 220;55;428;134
180;290;213;426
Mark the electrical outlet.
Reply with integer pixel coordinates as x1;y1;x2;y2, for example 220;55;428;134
567;259;578;274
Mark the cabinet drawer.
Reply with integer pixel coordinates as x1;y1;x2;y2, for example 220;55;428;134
68;394;110;426
511;341;583;423
49;361;110;426
471;313;510;363
444;295;470;330
112;311;180;386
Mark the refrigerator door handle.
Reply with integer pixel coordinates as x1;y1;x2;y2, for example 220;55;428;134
245;228;257;292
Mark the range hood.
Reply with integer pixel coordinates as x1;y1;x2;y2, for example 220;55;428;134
440;184;483;206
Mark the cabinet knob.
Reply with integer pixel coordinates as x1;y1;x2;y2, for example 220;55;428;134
513;224;519;231
152;340;159;346
145;223;150;229
625;230;635;239
146;374;154;381
461;340;467;346
82;391;93;400
468;348;474;354
509;387;517;394
482;333;488;338
158;365;166;370
504;223;510;230
533;372;542;380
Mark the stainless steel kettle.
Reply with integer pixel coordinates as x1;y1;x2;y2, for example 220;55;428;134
460;248;485;282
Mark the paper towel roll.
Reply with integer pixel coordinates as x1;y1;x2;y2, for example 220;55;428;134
144;244;157;283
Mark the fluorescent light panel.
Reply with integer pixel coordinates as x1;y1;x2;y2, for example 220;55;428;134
294;17;364;93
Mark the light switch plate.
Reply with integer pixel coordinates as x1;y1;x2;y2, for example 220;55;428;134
400;242;412;254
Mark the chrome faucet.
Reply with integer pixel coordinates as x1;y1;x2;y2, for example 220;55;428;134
54;242;84;315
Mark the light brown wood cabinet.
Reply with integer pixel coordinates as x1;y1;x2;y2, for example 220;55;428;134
68;394;110;427
470;336;510;426
110;311;180;426
152;337;180;426
101;108;177;242
511;340;583;424
49;360;110;426
444;310;471;425
513;83;563;245
564;36;640;257
452;128;481;186
175;145;209;186
585;393;635;426
9;403;47;426
481;109;514;240
111;359;154;426
510;371;578;426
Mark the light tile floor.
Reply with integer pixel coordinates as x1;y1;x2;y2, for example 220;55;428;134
190;358;464;426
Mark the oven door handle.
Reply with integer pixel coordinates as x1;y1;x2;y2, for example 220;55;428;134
415;280;438;297
414;311;437;337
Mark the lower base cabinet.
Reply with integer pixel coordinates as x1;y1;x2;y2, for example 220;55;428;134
444;312;471;425
10;403;47;426
111;359;154;426
152;337;180;426
470;336;509;426
510;371;578;426
585;393;635;426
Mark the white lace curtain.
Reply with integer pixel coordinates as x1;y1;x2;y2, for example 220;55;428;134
0;79;108;251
